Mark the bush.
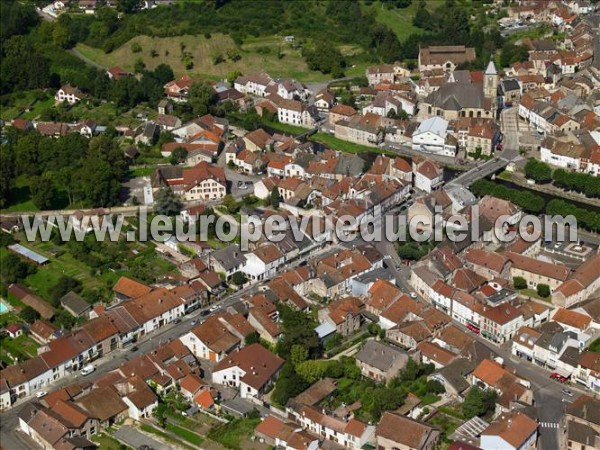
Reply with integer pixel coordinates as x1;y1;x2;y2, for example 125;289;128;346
513;276;527;290
537;284;551;298
131;42;142;53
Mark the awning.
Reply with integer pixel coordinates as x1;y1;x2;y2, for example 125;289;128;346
555;367;572;378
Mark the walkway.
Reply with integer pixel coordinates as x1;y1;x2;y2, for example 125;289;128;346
67;48;105;70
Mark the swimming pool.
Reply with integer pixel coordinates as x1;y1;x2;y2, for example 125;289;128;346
0;301;9;314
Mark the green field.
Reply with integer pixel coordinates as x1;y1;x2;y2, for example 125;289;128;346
365;0;439;42
0;90;55;121
312;132;395;156
0;176;39;214
77;34;323;82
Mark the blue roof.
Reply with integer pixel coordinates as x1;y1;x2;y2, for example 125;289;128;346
315;322;336;339
8;244;48;265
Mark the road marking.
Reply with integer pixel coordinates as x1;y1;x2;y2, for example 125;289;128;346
540;422;560;429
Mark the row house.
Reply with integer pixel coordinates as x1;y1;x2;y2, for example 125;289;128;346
242;243;287;282
554;254;600;308
572;352;600;393
234;73;274;97
518;95;581;134
278;99;319;128
287;403;375;450
363;92;416;117
470;359;534;412
318;297;364;337
505;251;571;292
179;312;251;362
334;113;384;147
365;63;411;86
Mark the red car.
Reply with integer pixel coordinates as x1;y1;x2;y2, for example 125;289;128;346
496;143;503;151
550;372;568;383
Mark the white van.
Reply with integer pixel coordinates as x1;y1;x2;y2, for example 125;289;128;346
81;364;96;376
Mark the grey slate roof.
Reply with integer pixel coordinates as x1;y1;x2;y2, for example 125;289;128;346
354;340;408;372
424;83;486;110
60;291;90;316
211;245;246;272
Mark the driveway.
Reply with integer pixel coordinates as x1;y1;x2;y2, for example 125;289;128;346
114;426;172;450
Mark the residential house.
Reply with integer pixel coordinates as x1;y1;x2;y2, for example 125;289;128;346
480;411;538;450
212;344;284;399
242;244;286;282
318;297;363;337
377;412;441;450
413;159;444;193
412;117;457;157
55;84;85;104
355;340;409;383
164;75;193;102
208;245;247;279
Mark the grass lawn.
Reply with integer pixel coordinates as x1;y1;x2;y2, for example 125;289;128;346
166;423;204;446
312;132;395;156
128;167;156;178
21;95;57;120
77;34;335;83
519;288;551;302
420;394;441;406
92;433;132;450
0;176;38;213
19;241;103;301
365;0;439;42
207;416;261;450
1;334;40;363
260;120;309;136
140;423;195;450
0;90;53;121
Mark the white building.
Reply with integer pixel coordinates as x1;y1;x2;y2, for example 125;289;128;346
412;117;457;157
211;344;284;399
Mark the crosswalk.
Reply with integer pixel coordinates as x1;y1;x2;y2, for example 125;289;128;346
539;422;561;429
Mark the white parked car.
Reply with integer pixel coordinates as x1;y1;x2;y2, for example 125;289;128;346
81;365;96;376
209;304;220;313
410;292;418;299
35;391;47;398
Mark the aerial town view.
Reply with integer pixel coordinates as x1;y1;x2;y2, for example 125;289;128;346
1;0;600;449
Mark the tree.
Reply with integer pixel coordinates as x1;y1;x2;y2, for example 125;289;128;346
413;0;433;30
537;284;551;298
30;174;58;210
170;147;188;165
118;0;142;13
272;363;309;406
463;386;498;419
270;187;281;209
221;194;239;214
426;379;445;395
245;331;260;345
276;304;320;360
49;275;83;307
231;271;247;286
227;70;242;85
189;82;215;116
154;187;183;216
290;345;309;367
1;253;37;285
152;402;168;428
524;159;552;183
513;276;528;290
20;306;40;324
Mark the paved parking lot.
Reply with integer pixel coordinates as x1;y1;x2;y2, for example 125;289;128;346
114;426;171;450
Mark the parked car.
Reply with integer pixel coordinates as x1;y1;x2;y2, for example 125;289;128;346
562;389;573;397
35;391;47;398
209;304;220;313
81;365;95;376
